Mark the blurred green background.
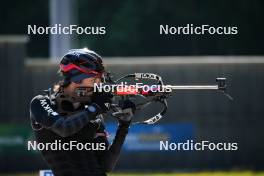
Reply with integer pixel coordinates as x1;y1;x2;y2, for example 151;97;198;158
0;0;263;57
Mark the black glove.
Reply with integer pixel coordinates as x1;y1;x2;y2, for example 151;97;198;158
117;99;136;127
120;99;136;112
85;103;104;128
85;103;102;120
92;92;113;113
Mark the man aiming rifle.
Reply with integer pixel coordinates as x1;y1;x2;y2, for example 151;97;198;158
29;48;231;176
30;48;135;176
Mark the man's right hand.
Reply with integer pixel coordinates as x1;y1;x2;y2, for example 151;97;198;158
117;99;136;127
92;92;113;113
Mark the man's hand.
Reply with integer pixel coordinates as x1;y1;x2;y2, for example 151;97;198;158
117;99;136;127
92;92;113;113
85;103;104;128
85;103;102;118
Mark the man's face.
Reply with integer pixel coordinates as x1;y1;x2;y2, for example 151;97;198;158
76;77;101;87
65;77;102;95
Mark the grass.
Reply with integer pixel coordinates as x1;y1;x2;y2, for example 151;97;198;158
1;171;264;176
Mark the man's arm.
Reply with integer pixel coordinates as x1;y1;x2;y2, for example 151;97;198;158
103;123;129;172
97;100;135;172
30;95;101;137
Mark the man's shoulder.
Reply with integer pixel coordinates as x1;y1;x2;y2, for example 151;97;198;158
30;94;54;113
30;94;49;104
30;94;59;118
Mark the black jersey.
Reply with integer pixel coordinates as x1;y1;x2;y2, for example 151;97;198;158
29;94;129;176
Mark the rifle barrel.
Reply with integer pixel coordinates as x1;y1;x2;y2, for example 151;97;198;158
165;85;218;90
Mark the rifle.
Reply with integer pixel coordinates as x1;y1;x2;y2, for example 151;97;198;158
97;72;233;125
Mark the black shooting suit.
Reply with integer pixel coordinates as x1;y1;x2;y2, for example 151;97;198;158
29;92;129;176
